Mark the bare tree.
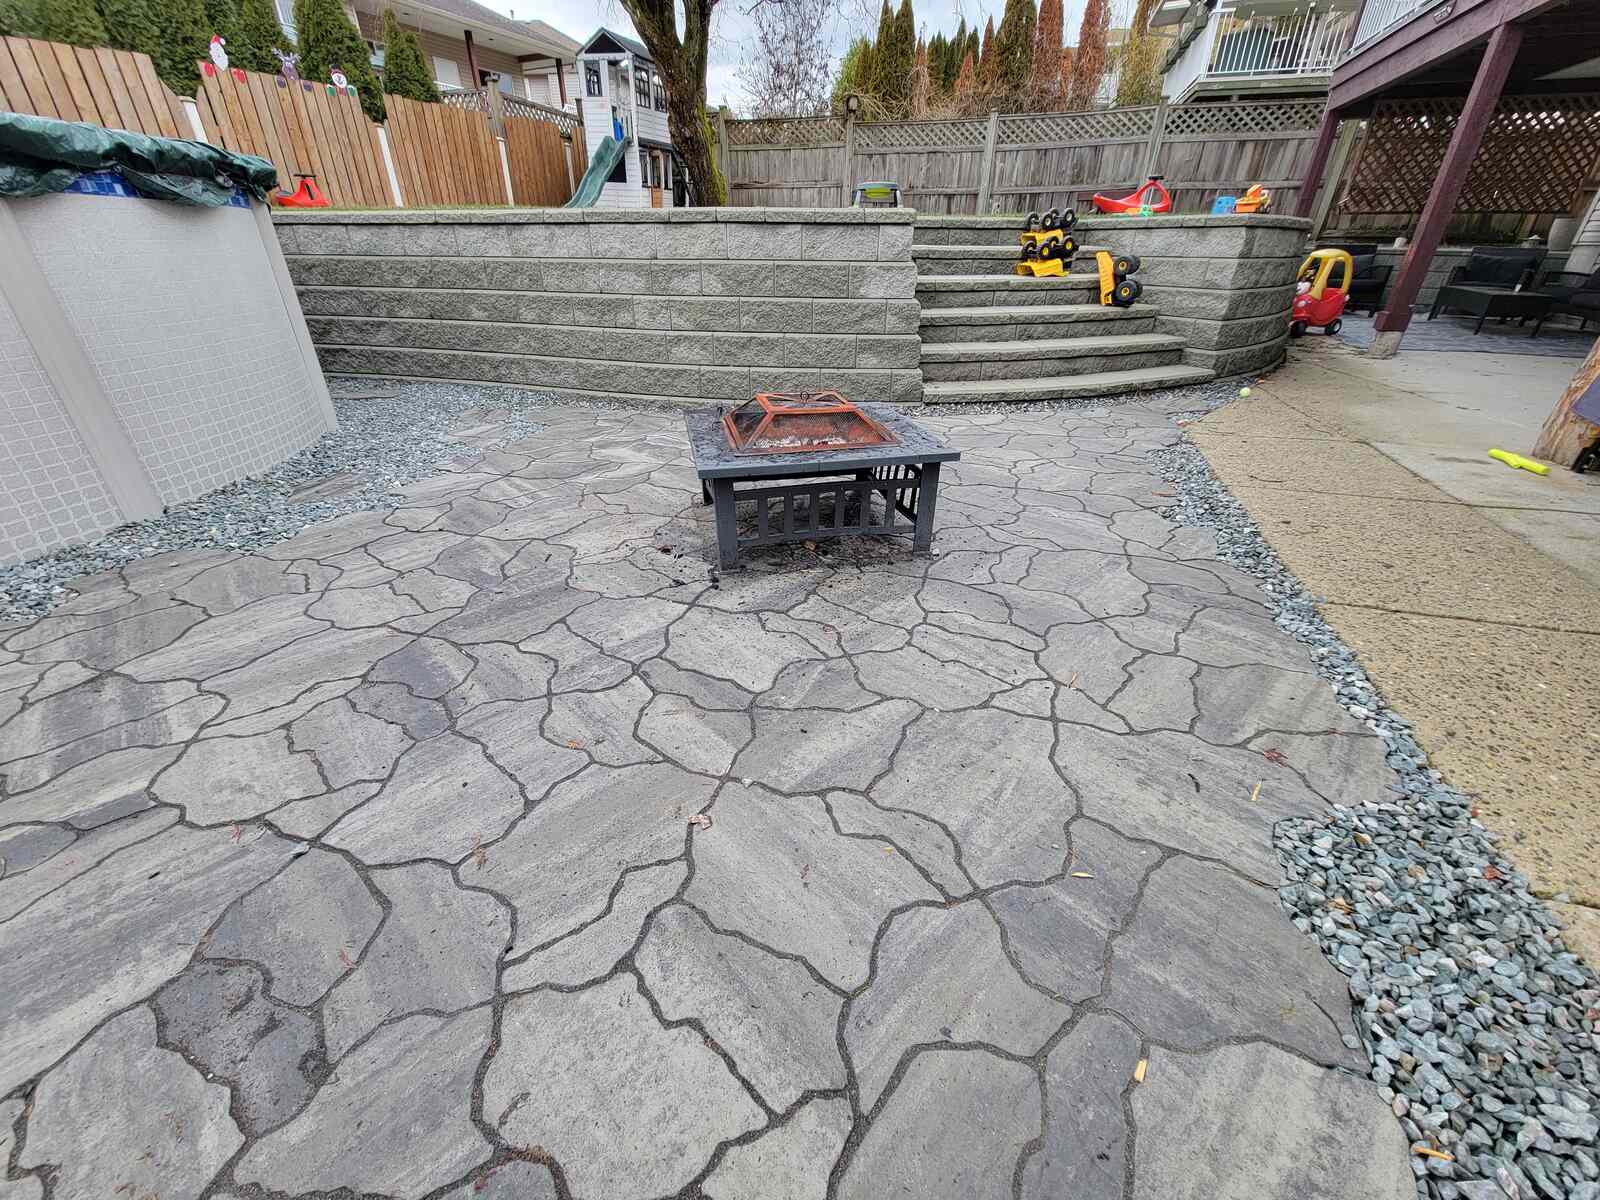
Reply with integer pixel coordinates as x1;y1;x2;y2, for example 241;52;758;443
620;0;726;203
735;0;838;116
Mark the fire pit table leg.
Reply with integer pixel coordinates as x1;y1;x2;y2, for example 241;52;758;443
913;462;941;553
710;478;741;571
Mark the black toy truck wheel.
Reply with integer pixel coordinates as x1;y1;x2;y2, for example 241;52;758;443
1290;320;1308;338
1113;253;1141;276
1040;236;1062;260
1113;279;1141;306
1021;241;1040;261
1060;236;1078;258
1326;318;1342;335
1025;211;1041;231
1042;207;1060;230
1060;210;1078;231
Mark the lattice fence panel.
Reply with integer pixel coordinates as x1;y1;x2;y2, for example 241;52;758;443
853;118;988;150
1162;99;1326;138
1345;94;1600;214
503;95;579;138
725;115;847;146
439;87;488;112
998;106;1155;145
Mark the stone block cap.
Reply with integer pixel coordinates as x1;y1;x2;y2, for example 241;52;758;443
912;212;1312;232
273;206;917;226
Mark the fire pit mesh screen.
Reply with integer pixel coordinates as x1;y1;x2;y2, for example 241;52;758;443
722;391;900;456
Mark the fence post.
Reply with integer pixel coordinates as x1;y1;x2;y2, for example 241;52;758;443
496;135;515;206
1139;99;1169;182
841;112;856;206
485;86;505;138
375;125;405;206
181;96;207;141
976;110;1000;214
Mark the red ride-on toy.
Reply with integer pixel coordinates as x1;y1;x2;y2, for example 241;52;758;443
1289;248;1352;337
1092;175;1172;215
274;173;330;208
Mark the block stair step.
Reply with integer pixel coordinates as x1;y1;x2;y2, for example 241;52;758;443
912;215;1098;246
912;243;1110;276
922;364;1215;405
920;333;1187;382
915;273;1099;307
919;303;1158;343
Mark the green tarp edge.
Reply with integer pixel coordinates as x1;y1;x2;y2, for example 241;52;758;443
0;110;278;206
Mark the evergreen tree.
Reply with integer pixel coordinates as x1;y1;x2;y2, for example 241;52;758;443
234;0;285;71
865;0;894;104
202;0;237;44
909;36;929;117
1115;0;1164;107
40;0;107;46
149;0;210;94
992;0;1034;98
1028;0;1061;109
294;0;384;120
1065;0;1107;109
832;35;871;108
945;18;966;88
380;8;437;101
98;0;163;63
889;0;914;106
977;14;994;87
953;48;974;101
1;0;43;37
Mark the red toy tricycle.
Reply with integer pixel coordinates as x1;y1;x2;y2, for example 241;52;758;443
1092;174;1172;215
1290;248;1351;336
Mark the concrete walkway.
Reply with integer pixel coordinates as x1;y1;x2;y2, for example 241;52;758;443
0;401;1414;1199
1190;335;1600;958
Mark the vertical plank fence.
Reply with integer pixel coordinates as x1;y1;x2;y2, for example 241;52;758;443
504;114;575;206
1;37;185;137
385;93;506;206
197;67;391;208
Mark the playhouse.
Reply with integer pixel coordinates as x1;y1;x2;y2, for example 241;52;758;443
574;28;678;209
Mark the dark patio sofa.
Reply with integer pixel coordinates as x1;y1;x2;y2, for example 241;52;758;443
1529;266;1600;334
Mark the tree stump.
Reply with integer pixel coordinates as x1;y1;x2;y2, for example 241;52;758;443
1531;337;1600;466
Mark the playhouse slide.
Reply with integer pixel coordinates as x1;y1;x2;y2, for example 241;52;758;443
563;135;627;208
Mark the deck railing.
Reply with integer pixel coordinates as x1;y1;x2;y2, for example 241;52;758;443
1207;4;1356;78
1347;0;1449;54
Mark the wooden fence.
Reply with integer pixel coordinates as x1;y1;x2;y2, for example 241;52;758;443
716;98;1329;216
197;66;390;208
2;38;580;209
1;36;187;138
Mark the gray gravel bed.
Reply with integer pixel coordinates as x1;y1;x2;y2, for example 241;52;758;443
1153;424;1600;1200
0;381;559;623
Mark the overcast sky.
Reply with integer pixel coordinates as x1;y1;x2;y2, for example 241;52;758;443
482;0;1121;111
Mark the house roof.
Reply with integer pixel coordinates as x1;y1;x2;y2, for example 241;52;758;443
580;27;653;63
524;18;580;55
369;0;578;59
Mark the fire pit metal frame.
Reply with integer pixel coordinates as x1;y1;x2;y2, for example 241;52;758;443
684;403;960;570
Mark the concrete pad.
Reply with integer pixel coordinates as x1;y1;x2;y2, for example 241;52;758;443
1227;485;1600;632
1189;433;1446;502
1323;605;1600;906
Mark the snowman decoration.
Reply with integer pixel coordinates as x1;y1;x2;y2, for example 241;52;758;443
329;63;352;95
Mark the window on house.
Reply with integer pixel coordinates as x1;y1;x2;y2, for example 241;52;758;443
635;65;651;107
649;152;662;188
432;56;461;88
639;150;649;183
653;77;665;111
366;39;384;68
584;62;602;96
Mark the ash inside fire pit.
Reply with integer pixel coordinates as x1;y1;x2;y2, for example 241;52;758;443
722;391;900;456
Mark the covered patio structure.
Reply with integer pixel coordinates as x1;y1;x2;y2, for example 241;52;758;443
1294;0;1600;358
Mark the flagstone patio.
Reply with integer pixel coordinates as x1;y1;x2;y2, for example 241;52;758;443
0;400;1416;1200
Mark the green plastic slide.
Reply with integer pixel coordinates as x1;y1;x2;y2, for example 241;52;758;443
564;135;627;209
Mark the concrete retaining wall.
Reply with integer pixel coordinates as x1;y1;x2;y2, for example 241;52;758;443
275;208;923;407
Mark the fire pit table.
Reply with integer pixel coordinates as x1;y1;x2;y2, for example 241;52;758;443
685;394;960;570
